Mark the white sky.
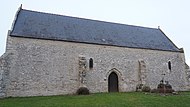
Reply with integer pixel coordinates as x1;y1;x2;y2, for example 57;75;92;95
1;0;190;65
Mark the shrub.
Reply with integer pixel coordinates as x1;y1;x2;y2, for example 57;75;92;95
136;84;144;92
166;89;175;93
157;83;164;89
76;87;90;95
157;87;175;93
150;88;158;93
142;85;151;92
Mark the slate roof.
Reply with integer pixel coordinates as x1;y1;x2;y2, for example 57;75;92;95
10;8;180;52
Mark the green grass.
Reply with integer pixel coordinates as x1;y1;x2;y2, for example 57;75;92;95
1;92;190;107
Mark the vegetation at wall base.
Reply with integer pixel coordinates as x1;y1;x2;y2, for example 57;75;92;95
0;92;190;107
76;87;90;95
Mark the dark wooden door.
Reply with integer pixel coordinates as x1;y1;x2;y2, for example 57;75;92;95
108;72;118;92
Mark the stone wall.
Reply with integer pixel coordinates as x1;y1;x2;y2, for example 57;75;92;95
0;56;5;98
185;64;190;89
0;53;11;98
2;36;188;97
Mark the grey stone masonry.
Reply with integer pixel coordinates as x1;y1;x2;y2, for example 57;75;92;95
186;64;190;88
0;35;189;98
0;53;11;98
0;57;5;98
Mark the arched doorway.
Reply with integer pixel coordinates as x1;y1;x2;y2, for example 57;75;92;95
108;72;119;92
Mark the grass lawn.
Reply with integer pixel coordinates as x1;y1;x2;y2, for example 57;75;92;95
0;92;190;107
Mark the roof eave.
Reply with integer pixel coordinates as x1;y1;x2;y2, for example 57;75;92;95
9;34;183;53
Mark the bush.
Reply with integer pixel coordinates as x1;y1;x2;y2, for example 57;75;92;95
76;87;90;95
157;88;175;93
136;84;144;92
166;89;174;93
142;85;151;92
156;80;175;93
150;88;158;93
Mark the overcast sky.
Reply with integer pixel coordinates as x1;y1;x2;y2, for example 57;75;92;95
1;0;190;65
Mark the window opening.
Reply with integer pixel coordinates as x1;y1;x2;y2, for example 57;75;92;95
168;61;171;70
89;58;93;69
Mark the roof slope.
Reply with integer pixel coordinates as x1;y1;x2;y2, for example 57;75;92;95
10;9;180;52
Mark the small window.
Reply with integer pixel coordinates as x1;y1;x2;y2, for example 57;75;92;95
168;61;171;70
89;58;93;69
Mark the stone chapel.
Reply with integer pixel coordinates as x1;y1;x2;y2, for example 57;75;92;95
0;7;189;98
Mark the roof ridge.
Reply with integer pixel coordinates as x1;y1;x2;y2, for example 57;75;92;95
21;8;158;30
